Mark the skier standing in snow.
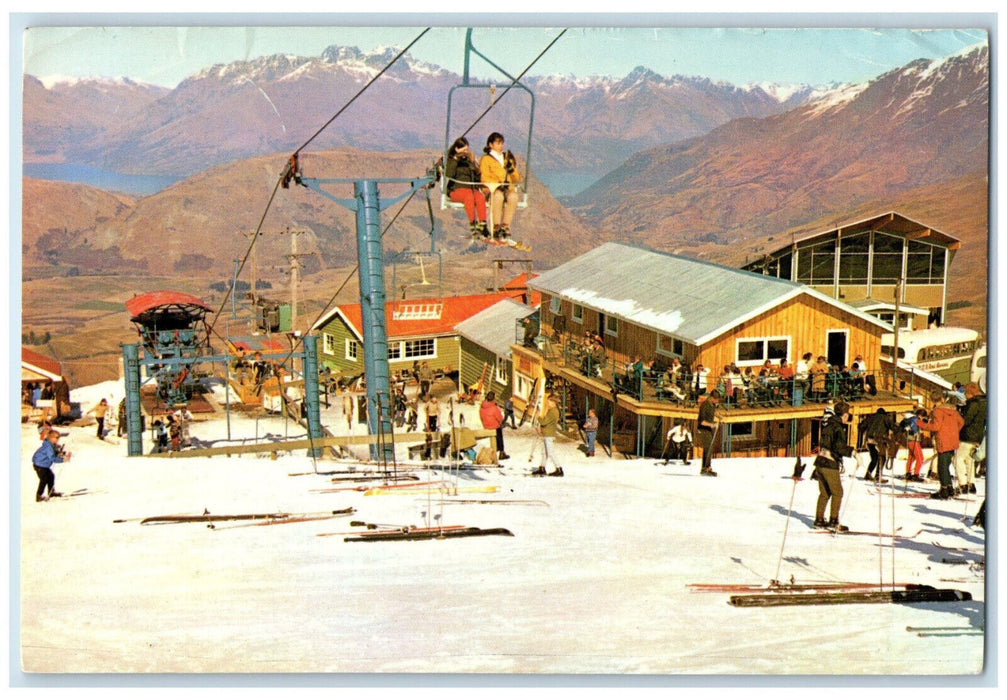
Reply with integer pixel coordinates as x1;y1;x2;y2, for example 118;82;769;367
955;382;986;494
899;409;926;482
531;393;563;477
32;429;70;502
696;390;720;476
917;390;965;499
860;407;895;482
812;400;855;531
86;398;110;440
583;408;599;457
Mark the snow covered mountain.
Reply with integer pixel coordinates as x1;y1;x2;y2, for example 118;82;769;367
22;44;820;179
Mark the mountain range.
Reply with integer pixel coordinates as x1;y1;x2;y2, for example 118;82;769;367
23;45;822;183
21;43;989;339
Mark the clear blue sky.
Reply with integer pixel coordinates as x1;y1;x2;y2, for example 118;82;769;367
20;22;988;88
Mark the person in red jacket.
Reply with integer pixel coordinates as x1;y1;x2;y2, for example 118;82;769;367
917;390;965;499
479;390;510;461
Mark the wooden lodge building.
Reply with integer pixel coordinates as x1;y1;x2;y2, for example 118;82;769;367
516;242;918;459
740;212;960;331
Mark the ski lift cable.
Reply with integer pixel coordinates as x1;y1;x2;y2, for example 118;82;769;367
457;28;566;143
208;28;431;338
295;28;431;156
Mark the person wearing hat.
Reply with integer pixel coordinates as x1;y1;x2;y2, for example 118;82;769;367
696;389;720;476
811;401;855;531
955;382;986;494
917;390;965;499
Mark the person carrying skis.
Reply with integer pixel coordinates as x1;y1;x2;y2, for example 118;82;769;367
32;429;70;501
696;389;720;476
812;401;856;531
531;393;563;477
583;408;599;458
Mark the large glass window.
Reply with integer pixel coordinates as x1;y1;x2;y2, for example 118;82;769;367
796;241;836;285
838;233;870;283
906;240;946;284
871;232;903;284
322;333;336;355
657;334;685;357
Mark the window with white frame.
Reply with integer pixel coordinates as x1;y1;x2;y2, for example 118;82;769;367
345;339;358;361
322;332;336;355
656;333;685;357
494;356;509;385
605;315;618;337
515;372;536;401
735;336;790;366
572;304;583;323
403;337;436;360
387;343;402;361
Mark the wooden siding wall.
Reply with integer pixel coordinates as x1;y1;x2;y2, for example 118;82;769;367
316;316;462;378
698;294;884;374
459;338;513;402
542;291;881;374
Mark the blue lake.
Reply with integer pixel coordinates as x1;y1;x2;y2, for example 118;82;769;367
22;163;180;196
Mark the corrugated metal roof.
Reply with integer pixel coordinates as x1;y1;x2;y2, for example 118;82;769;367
528;242;889;344
455;299;537;357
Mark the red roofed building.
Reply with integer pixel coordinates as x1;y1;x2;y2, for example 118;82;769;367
311;290;530;379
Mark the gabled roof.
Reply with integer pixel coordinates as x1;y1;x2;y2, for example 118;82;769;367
312;291;528;341
788;211;960;248
528;242;890;345
22;347;63;382
455;298;538;358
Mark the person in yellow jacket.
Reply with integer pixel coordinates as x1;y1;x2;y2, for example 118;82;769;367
531;393;563;477
479;132;521;240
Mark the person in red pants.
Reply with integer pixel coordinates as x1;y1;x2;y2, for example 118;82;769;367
444;136;487;237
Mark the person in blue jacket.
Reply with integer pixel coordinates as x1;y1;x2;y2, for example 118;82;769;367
32;429;70;501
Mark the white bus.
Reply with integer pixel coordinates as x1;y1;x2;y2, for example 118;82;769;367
881;327;981;387
972;344;986;393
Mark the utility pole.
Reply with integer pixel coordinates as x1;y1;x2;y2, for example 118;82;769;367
282;227;309;331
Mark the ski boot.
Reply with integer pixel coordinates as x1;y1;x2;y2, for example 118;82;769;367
827;518;849;533
530;466;547;477
700;467;718;477
548;467;564;477
813;518;829;528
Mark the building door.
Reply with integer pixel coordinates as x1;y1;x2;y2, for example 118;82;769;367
598;313;606;338
826;330;848;368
